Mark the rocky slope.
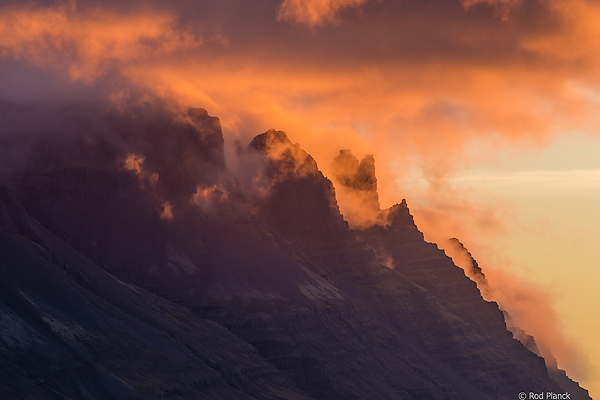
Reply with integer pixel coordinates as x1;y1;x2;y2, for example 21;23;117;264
0;187;313;400
0;101;592;399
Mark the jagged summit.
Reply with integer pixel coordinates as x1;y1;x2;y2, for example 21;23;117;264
0;102;592;400
247;129;320;181
329;149;380;227
245;130;349;242
378;199;425;240
248;128;291;151
332;150;378;194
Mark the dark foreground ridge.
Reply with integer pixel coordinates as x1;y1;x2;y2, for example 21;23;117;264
0;102;592;400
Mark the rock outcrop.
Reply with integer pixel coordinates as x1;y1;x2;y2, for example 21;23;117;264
331;149;380;212
330;149;381;227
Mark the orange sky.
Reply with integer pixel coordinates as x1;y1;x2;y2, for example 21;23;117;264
1;0;599;396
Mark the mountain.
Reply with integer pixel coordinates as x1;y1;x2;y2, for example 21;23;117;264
0;186;313;400
0;101;591;399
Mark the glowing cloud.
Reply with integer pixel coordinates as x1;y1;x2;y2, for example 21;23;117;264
160;201;173;220
278;0;369;26
124;154;159;188
0;2;201;82
461;0;523;18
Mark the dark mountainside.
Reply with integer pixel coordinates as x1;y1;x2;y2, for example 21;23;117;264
0;101;592;400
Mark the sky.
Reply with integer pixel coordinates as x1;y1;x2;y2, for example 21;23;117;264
1;0;599;397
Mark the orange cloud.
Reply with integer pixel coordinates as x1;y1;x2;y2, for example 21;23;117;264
277;0;369;26
192;184;230;213
124;153;146;175
520;1;600;70
478;262;586;379
0;1;201;82
124;154;159;188
461;0;523;19
160;201;173;220
434;207;588;381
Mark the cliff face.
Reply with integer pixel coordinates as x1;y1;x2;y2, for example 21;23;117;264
0;101;592;400
0;187;313;400
357;201;507;336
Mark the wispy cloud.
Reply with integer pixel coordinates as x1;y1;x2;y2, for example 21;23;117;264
453;169;600;192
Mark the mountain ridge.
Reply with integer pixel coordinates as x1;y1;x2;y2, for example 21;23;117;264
0;101;591;400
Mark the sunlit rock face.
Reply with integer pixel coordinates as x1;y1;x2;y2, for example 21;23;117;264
0;101;592;400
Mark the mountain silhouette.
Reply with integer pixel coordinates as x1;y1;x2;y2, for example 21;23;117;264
0;101;591;400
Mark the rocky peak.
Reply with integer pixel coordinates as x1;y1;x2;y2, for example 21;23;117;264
246;130;347;239
331;149;380;214
355;154;377;191
331;150;360;186
248;129;292;152
332;150;377;192
248;129;319;181
376;199;424;241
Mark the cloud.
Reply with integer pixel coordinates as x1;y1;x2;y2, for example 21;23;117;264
193;184;230;213
461;0;523;19
483;264;587;379
277;0;369;26
444;236;587;378
0;1;201;82
453;168;600;192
